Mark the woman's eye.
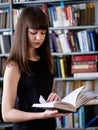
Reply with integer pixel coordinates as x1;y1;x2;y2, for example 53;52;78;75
29;32;37;35
41;32;46;35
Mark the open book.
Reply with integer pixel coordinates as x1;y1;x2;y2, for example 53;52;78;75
32;86;97;112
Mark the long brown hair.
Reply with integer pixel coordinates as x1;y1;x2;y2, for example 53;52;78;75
4;6;53;75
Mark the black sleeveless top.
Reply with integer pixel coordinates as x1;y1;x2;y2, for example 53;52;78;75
13;58;56;130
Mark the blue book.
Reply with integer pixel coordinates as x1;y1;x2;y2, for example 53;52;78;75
87;31;92;51
56;58;62;77
89;31;96;51
73;32;80;52
49;33;55;52
79;106;85;128
49;6;56;26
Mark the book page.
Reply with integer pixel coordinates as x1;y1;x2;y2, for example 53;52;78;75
61;86;85;106
33;101;57;108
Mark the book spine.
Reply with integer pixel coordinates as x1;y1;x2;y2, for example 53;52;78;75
69;33;77;52
72;55;98;62
74;72;98;78
72;67;97;73
72;64;97;69
72;63;97;73
60;58;66;78
79;106;85;128
72;61;97;65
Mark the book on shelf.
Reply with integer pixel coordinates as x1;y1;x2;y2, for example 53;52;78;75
86;2;95;25
72;55;98;62
72;64;97;69
60;58;68;78
71;64;97;73
49;33;54;53
77;31;85;52
32;86;97;113
40;3;49;24
49;5;57;27
69;32;77;52
0;34;11;54
58;33;71;53
74;72;98;78
73;32;80;52
73;111;79;128
51;31;59;52
72;61;97;65
78;106;85;128
72;68;97;73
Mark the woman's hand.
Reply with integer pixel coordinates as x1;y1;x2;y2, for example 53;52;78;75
45;93;69;118
47;92;61;102
43;110;69;119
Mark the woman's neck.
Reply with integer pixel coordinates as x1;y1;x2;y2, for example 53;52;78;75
28;49;40;61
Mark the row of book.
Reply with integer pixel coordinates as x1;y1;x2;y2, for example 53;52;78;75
12;2;95;29
47;2;95;27
53;56;70;78
0;8;10;29
56;106;85;128
56;105;98;128
53;80;98;98
53;54;98;78
50;30;98;53
72;54;98;78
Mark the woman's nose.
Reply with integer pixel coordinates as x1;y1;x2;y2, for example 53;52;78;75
36;33;42;40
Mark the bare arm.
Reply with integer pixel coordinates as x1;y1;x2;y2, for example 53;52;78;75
2;63;66;123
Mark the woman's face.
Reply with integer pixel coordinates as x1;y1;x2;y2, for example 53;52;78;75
28;28;46;49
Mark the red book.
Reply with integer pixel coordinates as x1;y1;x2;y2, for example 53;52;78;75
71;64;97;73
72;55;98;62
66;5;74;26
64;6;69;20
40;3;50;25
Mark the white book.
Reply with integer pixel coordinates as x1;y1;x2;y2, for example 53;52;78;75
74;72;98;78
32;86;96;113
58;33;71;53
77;31;85;52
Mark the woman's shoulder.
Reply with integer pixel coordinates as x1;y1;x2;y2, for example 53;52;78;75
5;61;20;74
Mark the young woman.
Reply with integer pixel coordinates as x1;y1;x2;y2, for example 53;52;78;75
2;6;67;130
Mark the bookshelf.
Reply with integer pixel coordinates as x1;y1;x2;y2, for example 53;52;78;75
0;0;98;129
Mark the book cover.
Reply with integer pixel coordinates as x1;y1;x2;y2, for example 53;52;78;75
32;86;97;113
